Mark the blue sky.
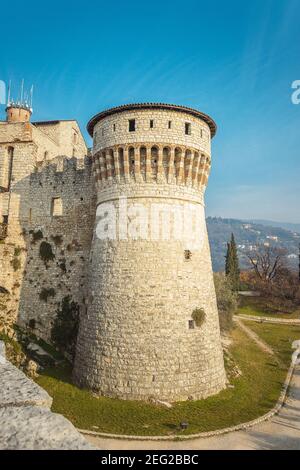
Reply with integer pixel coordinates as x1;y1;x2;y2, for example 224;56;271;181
1;0;299;222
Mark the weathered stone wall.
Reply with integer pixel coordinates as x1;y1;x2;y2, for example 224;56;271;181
74;106;226;401
32;121;87;161
16;157;95;341
0;114;91;341
1;103;226;403
0;341;94;449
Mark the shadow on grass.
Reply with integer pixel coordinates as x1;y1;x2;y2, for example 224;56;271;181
41;364;73;385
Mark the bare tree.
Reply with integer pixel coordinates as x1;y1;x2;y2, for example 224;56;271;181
246;244;287;283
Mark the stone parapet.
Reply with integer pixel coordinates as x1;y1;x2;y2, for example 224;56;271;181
0;341;94;450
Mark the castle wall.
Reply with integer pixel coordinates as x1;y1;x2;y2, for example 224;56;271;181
15;157;95;341
0;122;32;144
0;114;91;341
32;121;87;162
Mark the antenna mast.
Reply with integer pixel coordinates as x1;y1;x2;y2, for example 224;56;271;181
30;85;34;111
7;80;11;106
20;79;24;105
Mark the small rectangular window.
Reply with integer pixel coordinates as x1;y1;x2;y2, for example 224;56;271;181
189;320;195;330
185;122;191;135
150;119;154;128
113;124;116;132
200;129;203;138
168;121;172;129
51;197;63;217
129;119;136;132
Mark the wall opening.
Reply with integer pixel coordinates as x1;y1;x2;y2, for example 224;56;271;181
185;122;191;135
151;146;158;180
150;119;154;128
129;147;135;177
129;119;136;132
73;129;79;144
118;148;125;178
51;197;63;217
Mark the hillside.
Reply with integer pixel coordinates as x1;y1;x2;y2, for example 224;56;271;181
207;217;300;272
246;219;300;233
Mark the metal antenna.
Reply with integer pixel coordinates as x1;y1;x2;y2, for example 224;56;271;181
7;80;11;105
20;79;24;105
30;85;34;110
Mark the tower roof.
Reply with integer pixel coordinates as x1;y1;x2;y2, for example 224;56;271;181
87;103;217;138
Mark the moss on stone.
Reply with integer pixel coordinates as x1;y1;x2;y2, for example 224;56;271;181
39;288;56;302
192;308;206;327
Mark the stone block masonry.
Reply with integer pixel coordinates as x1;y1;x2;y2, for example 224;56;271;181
0;101;226;403
0;107;94;341
0;341;94;449
73;103;227;401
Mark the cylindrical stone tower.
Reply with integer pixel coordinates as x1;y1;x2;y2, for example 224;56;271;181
73;103;226;401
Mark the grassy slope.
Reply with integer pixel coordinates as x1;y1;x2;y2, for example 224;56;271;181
237;296;300;319
243;321;300;367
36;324;294;436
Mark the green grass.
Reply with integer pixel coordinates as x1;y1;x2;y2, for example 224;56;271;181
237;296;300;320
36;323;294;436
243;321;300;367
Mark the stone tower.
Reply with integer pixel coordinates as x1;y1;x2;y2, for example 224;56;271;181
73;103;226;401
6;104;32;123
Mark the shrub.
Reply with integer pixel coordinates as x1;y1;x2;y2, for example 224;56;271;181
192;308;206;327
31;229;43;243
51;296;80;359
14;246;22;257
11;257;21;271
0;286;10;295
28;318;36;329
51;235;63;246
39;241;55;265
39;287;56;302
214;272;238;332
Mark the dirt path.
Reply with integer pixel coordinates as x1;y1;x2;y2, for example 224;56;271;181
234;318;275;355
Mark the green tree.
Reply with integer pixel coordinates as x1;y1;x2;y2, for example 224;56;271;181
214;272;238;332
225;233;240;291
51;296;79;359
